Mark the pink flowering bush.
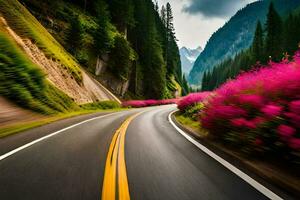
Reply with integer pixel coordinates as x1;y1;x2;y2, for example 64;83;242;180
201;52;300;159
177;92;211;111
122;99;178;108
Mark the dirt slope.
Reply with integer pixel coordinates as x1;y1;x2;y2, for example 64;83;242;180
0;16;120;104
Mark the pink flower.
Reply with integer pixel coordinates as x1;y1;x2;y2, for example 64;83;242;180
261;104;283;118
245;121;256;129
277;125;296;138
284;112;300;128
252;116;266;126
177;92;210;111
254;138;263;146
231;118;247;127
237;94;264;108
289;100;300;114
289;138;300;150
230;118;256;129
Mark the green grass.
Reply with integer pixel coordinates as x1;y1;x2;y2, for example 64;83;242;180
0;29;79;114
175;113;208;137
0;0;82;83
0;108;126;138
79;101;121;110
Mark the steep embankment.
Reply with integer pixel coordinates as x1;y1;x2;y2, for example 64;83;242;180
189;0;300;85
0;0;120;128
0;0;120;105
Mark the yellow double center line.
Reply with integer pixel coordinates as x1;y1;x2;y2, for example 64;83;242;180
101;112;142;200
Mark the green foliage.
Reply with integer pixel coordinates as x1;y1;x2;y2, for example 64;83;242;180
108;0;135;33
265;2;283;62
93;0;115;55
203;3;300;91
0;0;83;83
190;0;300;85
0;32;78;114
18;0;183;99
80;101;120;110
108;35;136;81
182;75;190;96
182;103;205;121
67;15;84;53
252;21;264;62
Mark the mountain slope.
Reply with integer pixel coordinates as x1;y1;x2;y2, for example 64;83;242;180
180;46;202;75
0;0;120;114
189;0;300;85
19;0;183;99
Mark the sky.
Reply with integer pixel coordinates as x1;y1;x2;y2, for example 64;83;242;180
156;0;257;49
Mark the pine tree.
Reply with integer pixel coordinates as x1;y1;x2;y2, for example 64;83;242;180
109;0;135;36
283;13;299;55
160;5;166;27
94;0;114;55
182;74;190;95
252;20;264;62
202;71;207;91
67;15;83;53
166;3;175;41
265;2;283;62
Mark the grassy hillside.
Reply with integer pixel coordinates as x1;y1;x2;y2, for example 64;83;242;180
0;0;82;83
0;0;122;117
0;27;79;114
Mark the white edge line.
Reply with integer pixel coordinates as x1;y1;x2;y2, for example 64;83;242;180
0;112;119;161
168;110;283;200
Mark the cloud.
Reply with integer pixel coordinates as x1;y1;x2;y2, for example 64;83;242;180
182;0;255;18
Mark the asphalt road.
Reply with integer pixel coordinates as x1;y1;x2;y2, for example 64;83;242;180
0;105;289;200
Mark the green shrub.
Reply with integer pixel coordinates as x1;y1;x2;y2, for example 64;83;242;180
182;103;205;120
108;34;136;81
80;101;120;110
0;31;78;115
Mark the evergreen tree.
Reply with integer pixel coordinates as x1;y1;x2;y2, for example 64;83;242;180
166;3;175;41
265;2;283;62
160;5;167;27
202;71;207;91
67;15;83;53
252;20;264;62
108;35;135;81
94;0;114;55
283;14;300;55
109;0;135;36
182;74;190;96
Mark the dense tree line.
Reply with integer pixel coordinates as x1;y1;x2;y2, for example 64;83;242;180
202;3;300;91
21;0;182;99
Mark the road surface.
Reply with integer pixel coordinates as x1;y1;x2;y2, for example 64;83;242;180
0;105;290;200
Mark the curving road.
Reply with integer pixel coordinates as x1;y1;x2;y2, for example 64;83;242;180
0;105;291;200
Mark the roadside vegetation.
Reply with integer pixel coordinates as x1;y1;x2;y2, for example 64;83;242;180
202;2;300;91
122;99;178;108
0;0;82;83
0;30;78;114
175;4;300;166
0;100;122;138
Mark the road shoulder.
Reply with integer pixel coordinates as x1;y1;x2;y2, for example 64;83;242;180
170;110;299;200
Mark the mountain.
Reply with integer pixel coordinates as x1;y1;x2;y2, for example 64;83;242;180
180;46;202;75
0;0;182;120
19;0;183;100
189;0;300;85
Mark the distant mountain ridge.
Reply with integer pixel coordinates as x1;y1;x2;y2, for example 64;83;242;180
180;46;202;75
189;0;300;85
